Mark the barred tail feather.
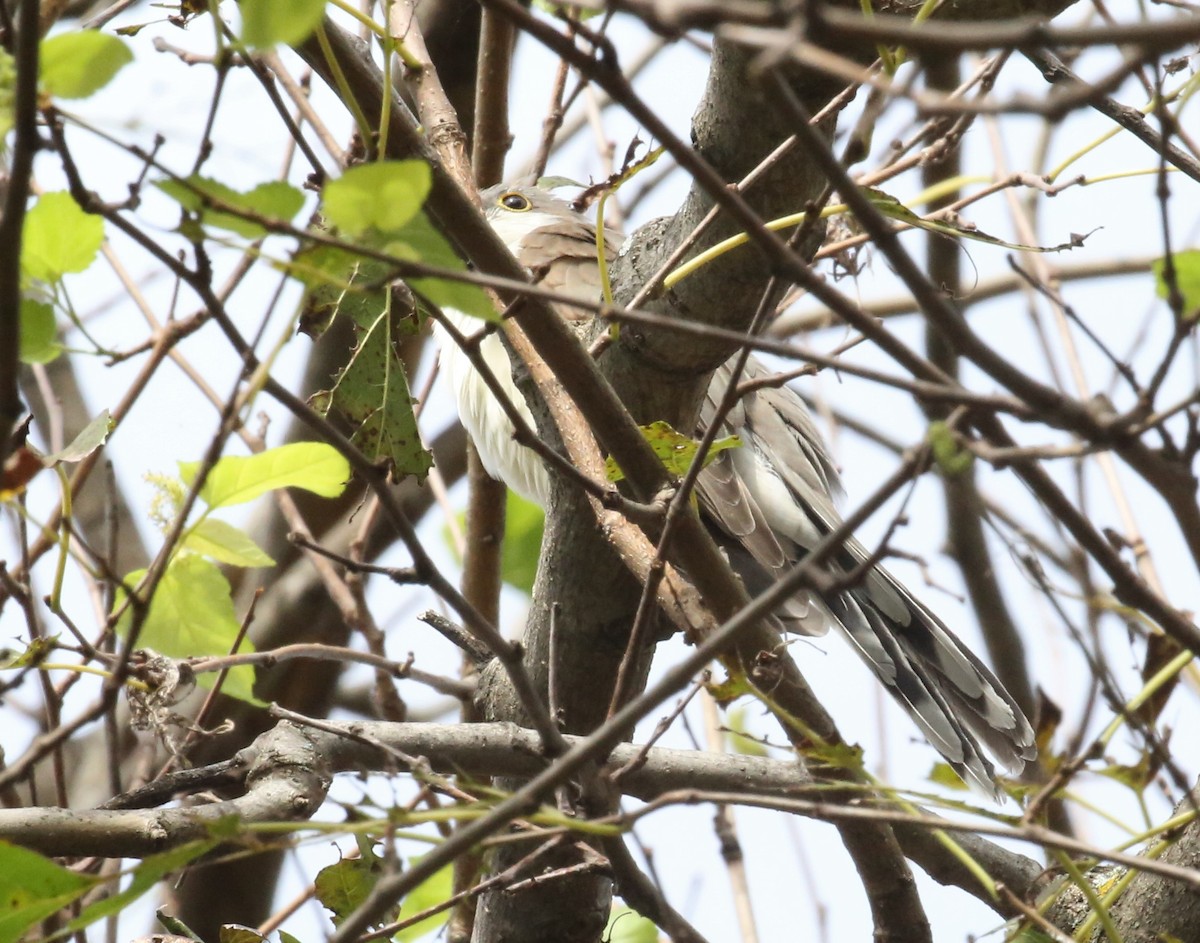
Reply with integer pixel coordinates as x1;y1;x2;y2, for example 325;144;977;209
828;571;1035;797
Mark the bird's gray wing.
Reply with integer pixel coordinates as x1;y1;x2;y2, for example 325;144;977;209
696;356;1035;794
516;223;621;320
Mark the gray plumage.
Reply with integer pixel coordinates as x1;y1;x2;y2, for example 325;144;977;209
437;184;1036;797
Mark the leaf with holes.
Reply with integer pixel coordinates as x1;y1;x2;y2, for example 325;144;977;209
310;303;432;481
0;842;96;943
606;421;741;482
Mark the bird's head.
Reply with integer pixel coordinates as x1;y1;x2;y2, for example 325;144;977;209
478;184;622;308
481;185;587;249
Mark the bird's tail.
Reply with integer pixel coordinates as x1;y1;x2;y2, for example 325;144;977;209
823;563;1036;797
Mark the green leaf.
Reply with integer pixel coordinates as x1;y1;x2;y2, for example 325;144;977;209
315;846;391;928
240;0;327;47
927;761;971;791
184;518;275;567
532;0;604;20
288;242;394;339
1097;753;1154;793
322;161;431;237
386;211;495;321
1152;249;1200;321
446;490;544;595
0;841;96;943
66;841;218;934
864;187;1083;253
804;741;866;776
310;305;433;480
18;299;59;364
42;410;114;464
156;176;305;239
1;636;57;669
606;421;741;482
115;556;260;704
500;492;544;594
154;910;205;939
178;442;350;509
21;192;104;283
604;906;659;943
724;706;768;758
705;672;752;705
39;31;132;99
0;49;16;143
392;859;453;942
278;933;304;943
219;926;267;943
927;421;973;476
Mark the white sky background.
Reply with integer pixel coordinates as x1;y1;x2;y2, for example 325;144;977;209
2;1;1199;941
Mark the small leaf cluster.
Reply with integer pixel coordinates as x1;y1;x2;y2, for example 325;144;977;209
112;444;350;704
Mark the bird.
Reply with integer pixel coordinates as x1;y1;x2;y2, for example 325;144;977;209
435;183;1036;797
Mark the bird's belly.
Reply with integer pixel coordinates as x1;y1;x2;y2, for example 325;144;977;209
436;320;551;506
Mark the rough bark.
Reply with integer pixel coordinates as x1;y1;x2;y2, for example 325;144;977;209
1047;783;1200;942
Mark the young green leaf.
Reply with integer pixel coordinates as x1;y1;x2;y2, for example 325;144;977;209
0;636;56;669
385;211;495;321
21;192;104;283
156;176;305;239
39;31;132;99
184;518;275;568
864;187;1083;253
499;491;544;595
18;299;59;364
392;859;453;942
240;0;328;48
705;672;753;705
42;410;113;464
724;705;769;758
0;841;96;943
115;556;260;704
65;841;219;935
322;161;431;237
219;926;267;943
178;442;351;509
604;906;659;943
0;49;15;141
1152;249;1200;320
447;490;544;595
927;761;971;791
927;421;973;476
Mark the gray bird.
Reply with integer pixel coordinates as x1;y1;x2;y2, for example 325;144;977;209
436;184;1036;796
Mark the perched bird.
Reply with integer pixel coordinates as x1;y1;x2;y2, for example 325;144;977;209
436;184;1036;796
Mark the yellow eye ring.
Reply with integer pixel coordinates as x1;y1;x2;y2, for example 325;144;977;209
498;191;532;212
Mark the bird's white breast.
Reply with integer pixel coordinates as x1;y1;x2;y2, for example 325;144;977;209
435;208;561;506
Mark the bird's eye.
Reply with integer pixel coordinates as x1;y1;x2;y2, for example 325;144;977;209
498;191;532;212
